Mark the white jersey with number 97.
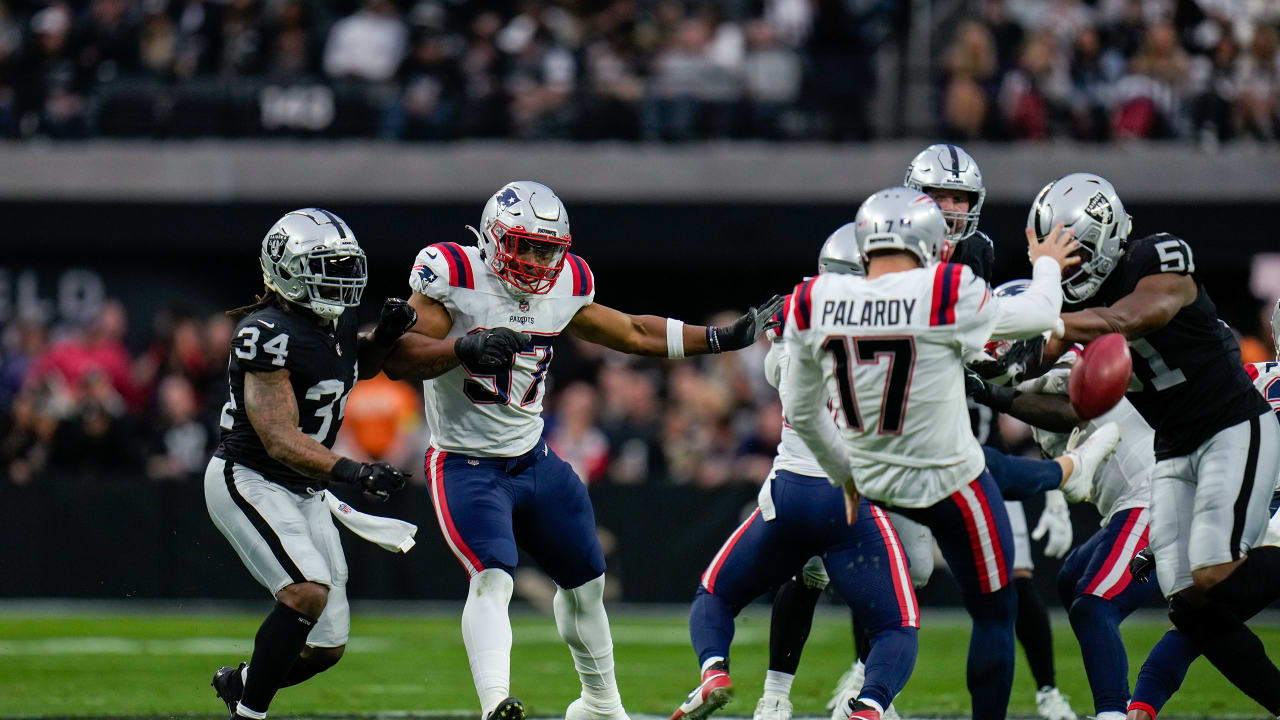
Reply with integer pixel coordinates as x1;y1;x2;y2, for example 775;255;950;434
408;241;595;457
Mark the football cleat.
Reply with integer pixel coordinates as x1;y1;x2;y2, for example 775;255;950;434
1061;423;1120;503
827;661;864;720
211;662;246;714
670;663;733;720
753;696;793;720
845;700;881;720
488;697;527;720
566;697;631;720
1035;685;1078;720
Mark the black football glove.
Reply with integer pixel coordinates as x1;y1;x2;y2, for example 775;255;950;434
969;336;1045;386
332;458;409;502
1129;546;1156;584
455;327;531;369
708;294;786;353
372;298;419;346
965;367;1018;413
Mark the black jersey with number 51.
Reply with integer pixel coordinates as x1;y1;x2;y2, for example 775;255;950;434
1075;233;1268;460
214;304;359;492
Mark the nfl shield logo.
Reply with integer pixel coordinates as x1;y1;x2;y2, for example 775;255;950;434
519;300;530;312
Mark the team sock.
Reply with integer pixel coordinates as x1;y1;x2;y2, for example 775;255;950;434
238;601;317;716
463;568;515;717
768;579;821;674
554;575;623;712
859;626;918;710
763;670;795;699
1014;576;1057;691
1131;629;1198;717
690;587;737;671
962;584;1017;720
1168;592;1280;713
280;650;334;688
1067;594;1130;713
981;447;1062;501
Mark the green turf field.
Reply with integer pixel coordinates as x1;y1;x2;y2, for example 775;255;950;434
1;609;1275;718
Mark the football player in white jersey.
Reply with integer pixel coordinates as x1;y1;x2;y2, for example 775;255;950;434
1245;298;1280;415
970;346;1156;720
671;224;922;720
381;181;784;720
782;187;1086;720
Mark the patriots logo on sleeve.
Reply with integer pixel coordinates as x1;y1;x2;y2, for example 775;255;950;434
414;264;438;284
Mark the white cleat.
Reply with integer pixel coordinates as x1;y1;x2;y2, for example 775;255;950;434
1061;422;1120;503
566;697;630;720
753;696;793;720
1035;685;1078;720
826;661;864;720
1091;712;1126;720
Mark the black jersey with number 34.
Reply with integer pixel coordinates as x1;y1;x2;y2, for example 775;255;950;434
1077;233;1268;459
214;304;359;492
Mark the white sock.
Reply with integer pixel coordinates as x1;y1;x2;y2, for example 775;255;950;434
701;656;726;674
240;664;249;686
233;702;267;720
463;569;514;717
1094;713;1126;720
762;670;794;699
554;575;623;712
855;697;883;715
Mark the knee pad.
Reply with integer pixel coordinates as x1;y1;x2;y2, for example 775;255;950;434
468;568;515;606
800;557;830;590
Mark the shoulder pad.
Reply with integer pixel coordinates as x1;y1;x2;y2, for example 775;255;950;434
411;242;476;295
929;262;971;326
231;310;297;371
790;277;818;331
564;253;594;297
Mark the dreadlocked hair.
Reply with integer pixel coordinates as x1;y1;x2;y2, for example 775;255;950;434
226;287;285;320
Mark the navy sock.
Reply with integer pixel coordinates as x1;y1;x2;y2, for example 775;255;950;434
1169;593;1280;713
1015;576;1056;690
1068;594;1130;713
962;584;1017;720
982;446;1062;501
859;626;918;709
768;579;821;674
1131;629;1198;717
690;587;737;669
240;602;317;713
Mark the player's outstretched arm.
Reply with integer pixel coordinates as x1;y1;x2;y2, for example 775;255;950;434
1060;273;1196;344
965;369;1081;432
244;368;408;499
357;297;420;379
566;295;784;357
381;293;463;381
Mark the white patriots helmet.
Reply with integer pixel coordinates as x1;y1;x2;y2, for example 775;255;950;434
260;208;366;320
853;187;949;267
470;180;572;295
904;143;986;247
1027;173;1133;304
818;222;865;276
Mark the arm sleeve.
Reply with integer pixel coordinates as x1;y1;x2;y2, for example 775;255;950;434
763;340;786;390
782;282;854;487
988;256;1065;341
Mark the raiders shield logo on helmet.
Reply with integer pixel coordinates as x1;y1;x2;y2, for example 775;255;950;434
267;231;289;262
1084;193;1114;224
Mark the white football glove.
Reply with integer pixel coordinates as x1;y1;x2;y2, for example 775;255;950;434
1031;489;1073;558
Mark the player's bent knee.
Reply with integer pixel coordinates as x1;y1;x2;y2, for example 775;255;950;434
1190;560;1241;591
300;644;345;671
468;567;515;603
277;581;329;618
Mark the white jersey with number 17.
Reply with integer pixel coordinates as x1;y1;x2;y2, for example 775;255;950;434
783;258;1063;508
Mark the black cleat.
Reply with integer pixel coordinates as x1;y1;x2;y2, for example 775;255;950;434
211;662;247;714
487;696;527;720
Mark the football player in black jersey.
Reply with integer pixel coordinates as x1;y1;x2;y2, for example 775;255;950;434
204;209;421;720
1031;174;1280;714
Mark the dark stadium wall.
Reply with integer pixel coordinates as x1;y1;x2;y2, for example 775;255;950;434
1;199;1271;337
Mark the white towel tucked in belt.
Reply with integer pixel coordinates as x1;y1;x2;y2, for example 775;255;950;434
324;491;417;553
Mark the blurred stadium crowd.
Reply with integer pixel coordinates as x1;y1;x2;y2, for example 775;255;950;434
4;298;1277;489
0;0;1277;142
0;301;791;488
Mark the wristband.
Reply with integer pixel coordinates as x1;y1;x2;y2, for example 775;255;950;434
331;457;362;485
666;318;685;359
706;326;722;354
